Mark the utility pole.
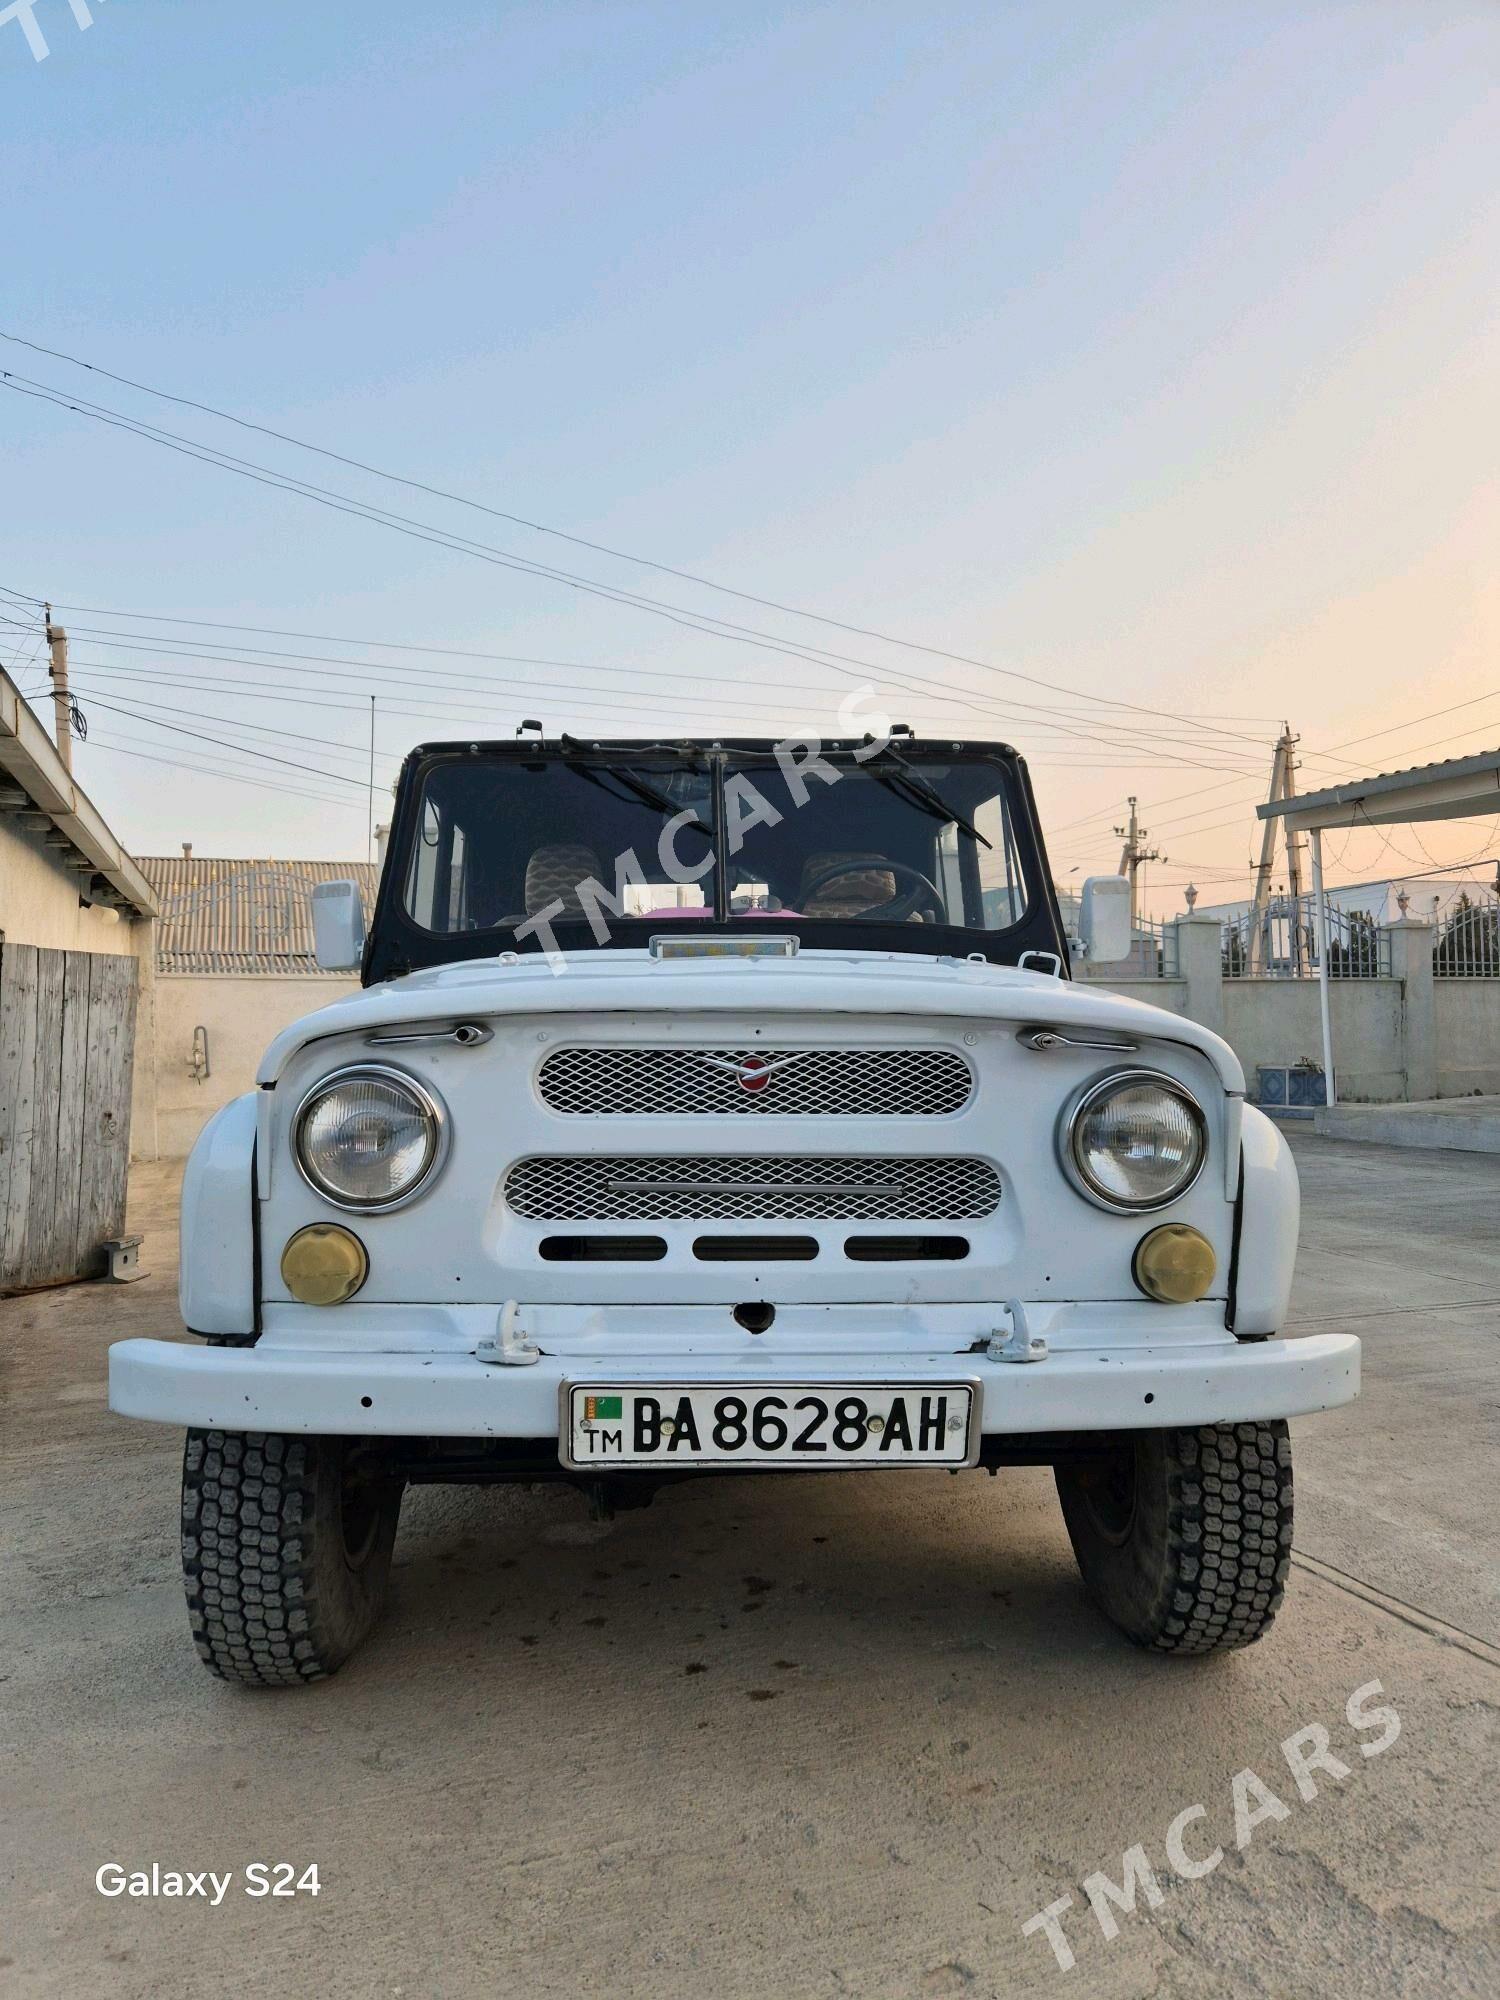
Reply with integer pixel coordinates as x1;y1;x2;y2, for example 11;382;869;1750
44;603;72;773
367;695;376;864
1247;725;1299;974
1114;797;1161;928
1282;729;1307;973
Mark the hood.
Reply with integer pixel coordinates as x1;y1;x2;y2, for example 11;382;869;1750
257;948;1245;1096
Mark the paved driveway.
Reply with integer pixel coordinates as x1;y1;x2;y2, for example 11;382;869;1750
3;1133;1497;1998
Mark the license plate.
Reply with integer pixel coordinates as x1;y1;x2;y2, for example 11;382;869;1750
561;1383;977;1469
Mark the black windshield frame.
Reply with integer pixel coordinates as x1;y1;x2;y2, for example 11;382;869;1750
365;737;1069;984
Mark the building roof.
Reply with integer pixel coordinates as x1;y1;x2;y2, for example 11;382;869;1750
0;667;158;920
135;855;379;974
1258;746;1500;833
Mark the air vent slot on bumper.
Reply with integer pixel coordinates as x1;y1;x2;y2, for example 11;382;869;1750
538;1235;668;1262
693;1235;818;1261
844;1235;970;1261
504;1154;1002;1223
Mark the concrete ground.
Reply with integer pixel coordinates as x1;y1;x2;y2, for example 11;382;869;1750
2;1132;1497;2000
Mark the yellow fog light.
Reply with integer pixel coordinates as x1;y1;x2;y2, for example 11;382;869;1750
280;1223;368;1306
1133;1224;1216;1304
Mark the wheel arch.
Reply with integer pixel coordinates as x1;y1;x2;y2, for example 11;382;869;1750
179;1091;259;1339
1227;1104;1300;1338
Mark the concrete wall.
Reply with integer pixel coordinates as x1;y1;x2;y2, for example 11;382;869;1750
139;937;1499;1158
0;819;140;954
1435;983;1500;1098
1086;915;1498;1105
1222;978;1405;1102
150;973;360;1159
1084;969;1403;1099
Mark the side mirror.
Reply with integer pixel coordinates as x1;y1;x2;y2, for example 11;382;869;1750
311;880;366;971
1078;876;1132;963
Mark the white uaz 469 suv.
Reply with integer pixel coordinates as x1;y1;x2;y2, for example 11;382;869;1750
109;734;1358;1683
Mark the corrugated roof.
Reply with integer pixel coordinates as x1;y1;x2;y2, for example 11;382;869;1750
1259;745;1500;824
135;856;379;973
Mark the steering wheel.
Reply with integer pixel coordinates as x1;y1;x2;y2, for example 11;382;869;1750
799;857;947;924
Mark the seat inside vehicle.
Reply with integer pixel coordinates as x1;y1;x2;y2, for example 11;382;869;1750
798;850;897;917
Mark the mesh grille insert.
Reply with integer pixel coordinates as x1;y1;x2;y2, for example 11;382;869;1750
536;1045;973;1117
504;1154;1001;1222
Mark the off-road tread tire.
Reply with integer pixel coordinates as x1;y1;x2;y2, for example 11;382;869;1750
181;1429;401;1687
1056;1421;1293;1656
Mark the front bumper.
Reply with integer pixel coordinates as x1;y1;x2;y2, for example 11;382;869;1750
108;1331;1359;1438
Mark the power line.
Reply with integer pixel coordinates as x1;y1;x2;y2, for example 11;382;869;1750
61;648;1262;764
0;331;1287;740
1048;688;1500;849
76;690;372;788
2;586;1281;730
0;582;1280;781
0;371;1294;776
83;733;368;810
69;682;407;768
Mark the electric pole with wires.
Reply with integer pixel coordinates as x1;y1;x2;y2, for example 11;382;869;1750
1114;797;1161;928
1247;725;1305;973
45;602;72;772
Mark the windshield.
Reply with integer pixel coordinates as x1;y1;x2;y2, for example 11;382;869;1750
396;744;1036;957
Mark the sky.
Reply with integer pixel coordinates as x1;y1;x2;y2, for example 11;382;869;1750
2;0;1498;916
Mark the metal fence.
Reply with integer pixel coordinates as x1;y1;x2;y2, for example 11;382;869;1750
1134;917;1180;979
1220;898;1391;980
1433;901;1500;978
1085;893;1500;984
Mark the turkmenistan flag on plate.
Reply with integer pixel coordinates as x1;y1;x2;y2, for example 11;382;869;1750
584;1395;623;1421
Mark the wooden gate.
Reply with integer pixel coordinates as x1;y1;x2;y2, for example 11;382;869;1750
0;944;138;1291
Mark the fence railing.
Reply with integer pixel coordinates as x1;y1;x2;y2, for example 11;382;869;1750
1081;919;1180;979
1080;897;1500;981
1220;899;1390;980
1137;917;1180;979
1432;904;1500;978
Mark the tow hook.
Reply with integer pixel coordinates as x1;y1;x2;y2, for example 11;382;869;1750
986;1298;1048;1364
477;1299;541;1367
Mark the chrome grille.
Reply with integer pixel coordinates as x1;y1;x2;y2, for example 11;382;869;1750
536;1045;973;1117
504;1154;1001;1222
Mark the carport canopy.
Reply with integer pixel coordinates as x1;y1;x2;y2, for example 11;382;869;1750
1258;746;1500;1104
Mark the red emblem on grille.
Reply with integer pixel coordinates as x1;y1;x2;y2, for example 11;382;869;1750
737;1056;771;1094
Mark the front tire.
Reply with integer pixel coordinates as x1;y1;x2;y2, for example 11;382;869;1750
181;1430;403;1686
1055;1422;1293;1655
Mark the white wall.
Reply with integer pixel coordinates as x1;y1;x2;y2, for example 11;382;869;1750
1086;963;1408;1101
140;956;1500;1160
1222;978;1405;1102
151;973;361;1158
1435;984;1500;1098
0;819;140;954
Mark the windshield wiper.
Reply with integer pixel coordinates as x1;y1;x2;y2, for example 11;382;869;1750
858;746;991;849
559;740;713;838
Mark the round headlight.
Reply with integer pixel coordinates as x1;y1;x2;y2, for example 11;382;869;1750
294;1064;447;1211
1061;1068;1207;1212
